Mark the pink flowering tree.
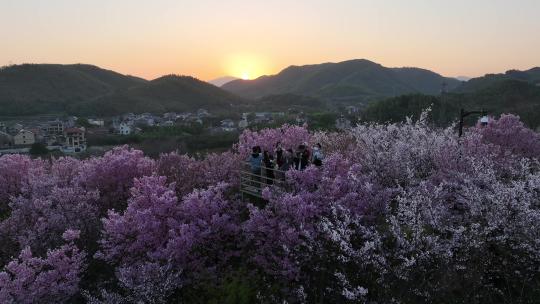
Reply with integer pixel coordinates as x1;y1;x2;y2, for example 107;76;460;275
0;156;96;266
0;155;46;218
1;185;99;258
76;146;155;213
0;112;539;302
243;156;390;302
474;114;540;159
157;151;242;197
96;176;242;302
241;113;540;303
0;229;86;304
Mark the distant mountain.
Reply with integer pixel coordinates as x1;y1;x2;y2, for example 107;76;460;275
0;64;246;116
455;76;471;82
74;75;247;116
222;59;461;102
208;76;239;87
0;64;146;115
454;67;540;93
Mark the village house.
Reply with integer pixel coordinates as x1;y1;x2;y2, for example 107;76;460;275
251;112;272;124
346;106;360;115
65;116;78;128
28;127;45;143
88;118;105;127
119;122;132;135
220;119;236;132
238;113;249;129
134;116;155;127
13;130;36;146
163;112;178;120
0;131;13;148
197;108;210;118
178;113;192;120
45;120;64;135
12;123;23;133
63;127;86;153
123;113;136;121
335;115;352;130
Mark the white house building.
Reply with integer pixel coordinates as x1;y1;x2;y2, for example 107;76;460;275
161;120;175;127
62;127;86;153
220;119;236;132
119;123;132;135
13;130;35;146
45;120;64;135
238;113;249;129
88;119;105;127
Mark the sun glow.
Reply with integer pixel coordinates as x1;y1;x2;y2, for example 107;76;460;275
223;53;272;81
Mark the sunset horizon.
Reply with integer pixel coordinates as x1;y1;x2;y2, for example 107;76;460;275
2;1;540;303
2;0;539;81
5;57;539;83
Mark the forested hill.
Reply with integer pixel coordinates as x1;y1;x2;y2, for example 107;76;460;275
363;79;540;129
0;64;246;116
222;59;461;101
70;75;248;116
454;67;540;93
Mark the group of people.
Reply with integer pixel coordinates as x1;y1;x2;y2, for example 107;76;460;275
248;142;324;185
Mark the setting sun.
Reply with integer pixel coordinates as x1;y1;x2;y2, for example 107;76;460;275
223;53;273;81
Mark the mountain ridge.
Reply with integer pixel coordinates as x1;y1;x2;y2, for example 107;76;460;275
208;76;239;87
2;61;539;117
222;59;461;101
0;64;246;116
454;67;540;93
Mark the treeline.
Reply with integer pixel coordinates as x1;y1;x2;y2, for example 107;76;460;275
362;80;540;129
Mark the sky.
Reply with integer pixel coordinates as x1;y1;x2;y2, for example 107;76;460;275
1;0;539;81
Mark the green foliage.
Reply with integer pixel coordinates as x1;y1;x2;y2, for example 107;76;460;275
253;94;328;113
86;125;238;157
0;65;246;116
76;117;92;128
455;67;540;93
223;59;460;100
308;112;340;130
190;273;257;304
363;94;458;126
29;143;49;156
0;64;144;116
182;132;239;154
363;80;540;129
140;124;204;137
87;134;141;146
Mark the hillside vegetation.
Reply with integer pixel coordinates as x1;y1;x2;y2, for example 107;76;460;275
0;64;246;116
71;75;247;116
222;59;461;102
364;79;540;129
454;67;540;93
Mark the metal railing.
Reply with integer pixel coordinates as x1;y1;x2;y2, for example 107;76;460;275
240;162;288;199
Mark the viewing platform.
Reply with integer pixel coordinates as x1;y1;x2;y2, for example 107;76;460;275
239;162;287;199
